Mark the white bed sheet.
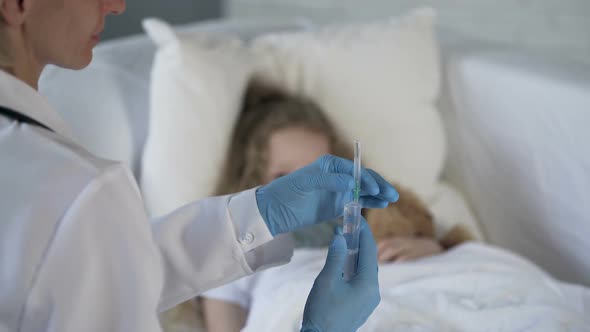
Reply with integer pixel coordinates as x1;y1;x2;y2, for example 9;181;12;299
241;243;590;332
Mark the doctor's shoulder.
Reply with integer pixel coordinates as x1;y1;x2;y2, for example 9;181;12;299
0;129;155;331
15;127;137;198
0;124;147;251
0;125;144;245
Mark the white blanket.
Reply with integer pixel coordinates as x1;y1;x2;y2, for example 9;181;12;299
241;243;590;332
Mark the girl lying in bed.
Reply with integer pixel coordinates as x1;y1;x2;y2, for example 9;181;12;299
161;82;590;332
200;82;471;332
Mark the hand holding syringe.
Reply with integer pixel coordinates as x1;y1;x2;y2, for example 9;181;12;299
298;145;400;331
343;140;362;281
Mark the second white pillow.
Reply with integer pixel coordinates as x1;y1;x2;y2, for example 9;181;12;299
251;7;445;200
142;18;256;216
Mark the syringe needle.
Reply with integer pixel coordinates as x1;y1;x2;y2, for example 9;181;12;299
353;140;361;202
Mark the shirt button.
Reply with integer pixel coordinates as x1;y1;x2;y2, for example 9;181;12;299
240;232;255;245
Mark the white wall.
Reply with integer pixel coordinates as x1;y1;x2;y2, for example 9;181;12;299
102;0;222;40
228;0;590;64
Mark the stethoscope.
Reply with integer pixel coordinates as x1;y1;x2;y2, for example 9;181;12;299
0;105;54;132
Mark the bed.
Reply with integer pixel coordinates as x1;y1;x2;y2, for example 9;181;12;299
39;10;590;331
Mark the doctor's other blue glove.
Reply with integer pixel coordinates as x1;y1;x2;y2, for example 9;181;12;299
301;219;380;332
256;155;399;236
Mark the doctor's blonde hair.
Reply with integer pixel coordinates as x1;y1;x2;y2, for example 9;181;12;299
159;81;352;331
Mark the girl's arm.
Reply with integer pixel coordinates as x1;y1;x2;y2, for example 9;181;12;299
377;237;443;262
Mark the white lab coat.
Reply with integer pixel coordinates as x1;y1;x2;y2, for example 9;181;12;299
0;70;293;332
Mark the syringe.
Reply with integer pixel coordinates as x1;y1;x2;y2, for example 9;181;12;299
343;140;362;281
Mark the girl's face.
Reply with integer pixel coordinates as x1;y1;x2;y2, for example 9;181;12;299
263;127;331;184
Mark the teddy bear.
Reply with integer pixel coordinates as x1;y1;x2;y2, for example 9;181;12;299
365;182;474;250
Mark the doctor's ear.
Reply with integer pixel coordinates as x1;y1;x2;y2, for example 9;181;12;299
1;0;30;26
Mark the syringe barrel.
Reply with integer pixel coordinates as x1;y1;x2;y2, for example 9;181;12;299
343;201;362;281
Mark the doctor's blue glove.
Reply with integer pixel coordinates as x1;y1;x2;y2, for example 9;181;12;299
256;155;398;236
301;219;380;332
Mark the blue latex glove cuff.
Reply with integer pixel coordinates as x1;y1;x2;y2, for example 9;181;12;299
255;185;280;236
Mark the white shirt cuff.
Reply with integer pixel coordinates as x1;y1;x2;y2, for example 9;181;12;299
228;187;273;251
228;188;293;270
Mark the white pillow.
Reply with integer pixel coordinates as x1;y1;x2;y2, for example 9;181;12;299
142;8;445;217
141;18;256;217
251;7;445;200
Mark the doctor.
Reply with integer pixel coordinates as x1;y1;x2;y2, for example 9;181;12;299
0;0;398;331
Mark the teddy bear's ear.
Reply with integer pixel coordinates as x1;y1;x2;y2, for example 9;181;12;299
365;206;381;223
391;183;435;236
366;203;421;241
365;207;391;241
440;225;475;249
